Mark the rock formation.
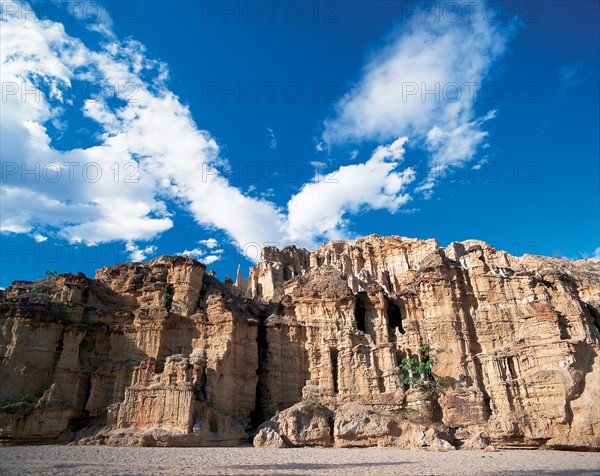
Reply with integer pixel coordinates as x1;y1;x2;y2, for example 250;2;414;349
1;235;599;450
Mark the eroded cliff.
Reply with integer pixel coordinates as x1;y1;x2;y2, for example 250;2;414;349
1;236;599;449
0;256;261;446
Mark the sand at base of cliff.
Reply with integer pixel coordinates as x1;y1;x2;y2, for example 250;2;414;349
0;446;598;475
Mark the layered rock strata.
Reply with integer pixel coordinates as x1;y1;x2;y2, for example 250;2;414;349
0;256;261;446
1;235;599;450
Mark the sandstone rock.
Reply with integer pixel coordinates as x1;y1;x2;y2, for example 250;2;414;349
453;427;490;449
1;257;261;446
243;236;600;450
253;426;287;448
253;401;333;447
333;403;454;450
1;236;599;450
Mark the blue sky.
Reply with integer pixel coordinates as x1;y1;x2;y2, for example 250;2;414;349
1;0;598;287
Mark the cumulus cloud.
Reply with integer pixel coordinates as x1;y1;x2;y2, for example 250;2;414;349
0;2;285;256
33;233;48;243
179;247;223;265
1;1;514;260
286;138;415;243
179;238;225;264
66;0;116;39
125;241;157;261
322;1;512;192
198;238;219;249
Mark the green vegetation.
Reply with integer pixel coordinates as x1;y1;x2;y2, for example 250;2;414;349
398;343;435;388
161;291;173;311
2;395;36;406
29;270;59;294
43;270;58;278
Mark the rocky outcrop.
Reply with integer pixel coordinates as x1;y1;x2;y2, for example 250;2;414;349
333;403;454;450
1;235;599;450
0;256;262;446
253;401;333;447
243;235;600;450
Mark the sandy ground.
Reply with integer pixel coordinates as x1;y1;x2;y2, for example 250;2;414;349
0;446;598;475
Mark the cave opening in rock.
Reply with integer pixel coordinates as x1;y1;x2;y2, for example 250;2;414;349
585;303;600;334
250;312;269;429
330;349;339;393
387;298;404;334
354;292;368;333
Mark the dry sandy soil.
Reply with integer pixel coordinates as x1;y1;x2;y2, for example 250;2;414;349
0;446;598;475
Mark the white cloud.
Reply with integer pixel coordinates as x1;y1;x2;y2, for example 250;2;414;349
33;233;48;243
1;1;515;261
0;2;285;257
593;247;600;259
0;5;173;243
125;241;157;261
198;238;219;249
65;0;116;39
425;110;496;166
179;247;223;265
202;255;221;265
322;1;512;194
286;138;415;243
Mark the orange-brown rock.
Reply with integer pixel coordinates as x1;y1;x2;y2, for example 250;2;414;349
246;236;600;450
1;235;599;450
253;401;333;448
1;256;261;446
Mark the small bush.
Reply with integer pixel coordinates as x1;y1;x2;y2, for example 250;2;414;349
2;395;35;406
30;285;43;294
399;343;435;388
161;291;173;311
44;270;58;278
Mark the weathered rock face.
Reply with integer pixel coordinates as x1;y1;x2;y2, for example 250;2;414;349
0;256;261;446
253;401;333;448
246;236;600;450
1;235;599;450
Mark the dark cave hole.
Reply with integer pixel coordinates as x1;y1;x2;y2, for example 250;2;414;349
387;299;405;335
354;292;368;333
250;312;268;429
330;349;339;394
